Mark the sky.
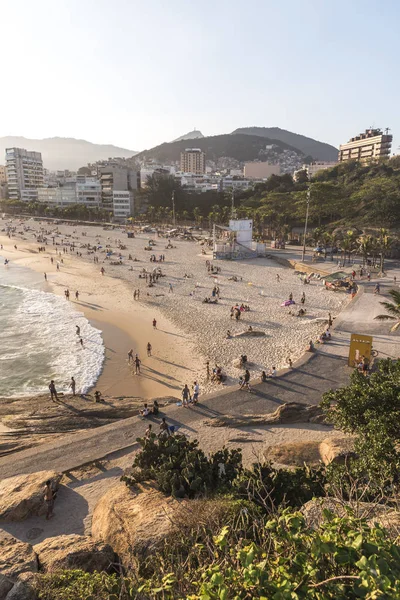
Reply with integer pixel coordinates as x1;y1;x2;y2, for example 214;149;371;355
1;0;399;153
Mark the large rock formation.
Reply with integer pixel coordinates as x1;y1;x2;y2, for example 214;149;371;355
0;574;14;598
0;534;37;580
318;436;356;465
34;534;114;573
205;402;325;427
92;483;184;570
92;483;234;570
3;579;36;600
0;471;61;522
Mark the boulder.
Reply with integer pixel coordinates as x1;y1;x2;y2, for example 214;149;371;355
0;534;38;580
92;483;184;570
301;498;400;538
0;575;14;599
4;580;36;600
92;483;234;571
264;440;322;467
34;534;114;573
318;436;356;465
205;402;324;428
0;471;61;522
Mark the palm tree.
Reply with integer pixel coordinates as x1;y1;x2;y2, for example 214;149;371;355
375;289;400;332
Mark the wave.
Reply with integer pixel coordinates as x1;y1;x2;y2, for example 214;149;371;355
0;284;105;397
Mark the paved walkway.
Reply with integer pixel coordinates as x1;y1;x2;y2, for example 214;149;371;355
1;274;399;480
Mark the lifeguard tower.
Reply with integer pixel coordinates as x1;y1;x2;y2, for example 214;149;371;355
213;219;265;260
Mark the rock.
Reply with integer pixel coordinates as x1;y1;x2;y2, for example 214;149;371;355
232;331;266;338
34;534;114;573
92;483;233;570
4;580;36;600
0;574;14;599
318;436;356;465
92;483;184;570
301;498;400;538
264;440;322;467
0;534;38;580
204;402;324;428
0;471;61;522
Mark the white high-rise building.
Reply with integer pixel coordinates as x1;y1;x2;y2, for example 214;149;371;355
5;148;44;201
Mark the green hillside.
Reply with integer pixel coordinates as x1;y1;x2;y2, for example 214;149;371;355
134;133;303;163
232;126;338;161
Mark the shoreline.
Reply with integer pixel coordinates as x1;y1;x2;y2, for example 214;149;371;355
0;234;204;400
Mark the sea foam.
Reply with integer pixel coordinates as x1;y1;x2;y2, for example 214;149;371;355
0;284;105;397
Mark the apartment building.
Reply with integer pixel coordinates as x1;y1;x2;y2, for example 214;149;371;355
37;177;101;208
244;162;281;179
113;191;134;219
0;165;6;185
5;148;44;201
180;148;205;174
99;166;138;210
338;129;392;164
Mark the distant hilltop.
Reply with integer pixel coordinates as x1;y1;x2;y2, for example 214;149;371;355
172;129;205;142
0;136;137;171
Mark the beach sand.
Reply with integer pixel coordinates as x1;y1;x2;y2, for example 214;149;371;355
0;219;349;399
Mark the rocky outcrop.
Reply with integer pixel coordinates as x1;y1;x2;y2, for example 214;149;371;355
318;436;356;465
0;574;14;599
301;498;400;538
205;402;325;427
264;440;322;467
92;483;234;570
0;471;61;522
92;483;184;570
0;534;37;580
4;579;36;600
34;534;114;573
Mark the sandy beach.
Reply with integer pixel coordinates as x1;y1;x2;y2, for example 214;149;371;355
0;218;349;400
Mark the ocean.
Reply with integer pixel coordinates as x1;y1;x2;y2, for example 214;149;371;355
0;260;105;397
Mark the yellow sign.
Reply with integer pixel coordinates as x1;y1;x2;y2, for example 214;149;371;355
348;333;373;367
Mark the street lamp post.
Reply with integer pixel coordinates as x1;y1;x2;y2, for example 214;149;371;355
172;190;176;226
301;187;311;263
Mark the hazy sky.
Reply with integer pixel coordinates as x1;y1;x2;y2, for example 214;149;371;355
1;0;398;152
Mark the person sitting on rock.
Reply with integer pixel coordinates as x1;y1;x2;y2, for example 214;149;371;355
140;403;150;417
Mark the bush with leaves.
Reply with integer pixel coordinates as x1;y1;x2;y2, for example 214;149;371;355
321;358;400;491
35;570;134;600
122;434;242;498
137;510;400;599
234;462;326;511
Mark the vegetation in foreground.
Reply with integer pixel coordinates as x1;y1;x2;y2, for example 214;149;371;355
35;359;400;599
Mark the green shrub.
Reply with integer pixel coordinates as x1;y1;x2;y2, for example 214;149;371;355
35;570;135;600
122;434;242;498
234;462;326;510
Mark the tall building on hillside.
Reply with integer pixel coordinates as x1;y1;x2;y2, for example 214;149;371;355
0;165;6;185
244;162;281;179
5;148;44;201
180;148;205;174
338;129;392;164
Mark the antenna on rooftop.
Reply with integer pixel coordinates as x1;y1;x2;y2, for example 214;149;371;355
385;127;391;135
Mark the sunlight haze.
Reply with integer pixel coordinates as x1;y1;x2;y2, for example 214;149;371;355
1;0;398;151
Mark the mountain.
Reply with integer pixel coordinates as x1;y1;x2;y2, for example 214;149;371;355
0;137;137;171
173;129;204;142
232;127;338;161
135;133;303;165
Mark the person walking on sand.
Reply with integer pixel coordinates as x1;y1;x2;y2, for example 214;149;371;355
169;283;173;293
75;291;79;301
49;380;59;402
69;377;76;396
182;384;191;407
301;292;305;305
152;318;157;329
79;338;84;347
133;290;137;301
147;342;152;357
44;272;47;281
276;273;281;282
76;325;81;336
44;480;55;520
101;267;105;276
128;348;134;363
135;355;141;374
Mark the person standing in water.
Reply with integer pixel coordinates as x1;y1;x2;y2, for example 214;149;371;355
75;291;79;301
44;273;47;281
152;318;157;329
128;348;134;363
69;377;76;396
